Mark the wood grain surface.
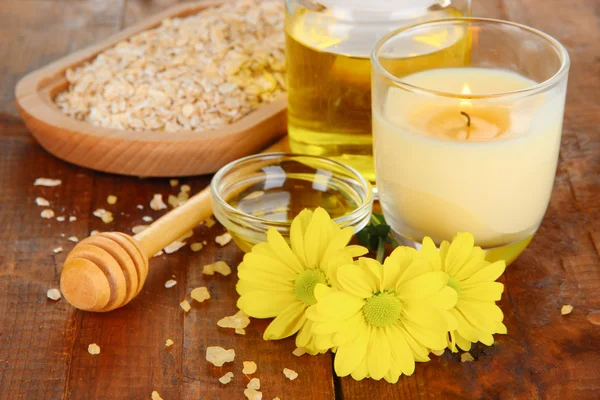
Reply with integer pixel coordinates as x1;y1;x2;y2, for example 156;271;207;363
0;0;599;399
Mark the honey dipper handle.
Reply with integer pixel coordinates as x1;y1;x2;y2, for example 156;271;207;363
133;187;213;256
133;137;290;257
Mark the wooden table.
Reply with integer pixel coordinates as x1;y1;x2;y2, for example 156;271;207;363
1;0;599;399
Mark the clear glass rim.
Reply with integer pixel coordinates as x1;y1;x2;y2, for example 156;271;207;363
210;152;374;228
371;17;570;100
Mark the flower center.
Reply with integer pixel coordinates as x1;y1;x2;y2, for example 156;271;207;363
447;277;461;295
362;291;403;327
295;269;328;306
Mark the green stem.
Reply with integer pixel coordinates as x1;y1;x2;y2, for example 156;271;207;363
376;237;386;264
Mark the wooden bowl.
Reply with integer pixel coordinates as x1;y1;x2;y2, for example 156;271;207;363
15;1;287;177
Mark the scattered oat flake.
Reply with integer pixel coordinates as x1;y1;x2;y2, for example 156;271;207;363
213;260;232;276
180;184;191;193
47;288;61;301
151;391;163;400
56;216;66;222
34;178;61;187
202;240;207;245
41;209;55;219
68;236;79;243
273;398;281;400
243;361;257;375
206;346;235;367
132;225;148;234
170;179;179;187
93;208;113;223
88;343;101;355
90;230;100;236
35;197;50;206
244;388;263;400
283;368;298;381
107;195;118;204
191;287;211;303
217;310;250;332
219;371;234;384
247;377;261;390
235;328;246;335
190;242;204;252
587;310;600;326
164;240;186;254
205;217;216;228
69;216;77;222
53;246;63;254
164;279;177;288
137;204;144;210
153;250;164;257
215;232;232;246
561;304;574;315
180;300;191;312
165;339;174;347
292;347;306;357
142;216;153;222
461;352;475;362
203;264;215;275
168;194;180;208
150;194;167;210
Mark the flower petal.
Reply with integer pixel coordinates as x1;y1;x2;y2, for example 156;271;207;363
304;208;333;268
241;252;298;280
403;320;447;350
402;302;449;331
396;272;449;300
397;323;430;362
387;324;416;376
238;291;299;318
290;209;313;266
382;246;415;290
451;309;480;342
267;228;304;274
350;355;369;381
420;237;442;272
337;263;378;298
358;257;384;286
334;321;370;377
462;260;506;285
314;291;365;320
263;301;307;340
453;330;473;351
427;286;458;310
496;321;508;334
455;301;498;333
453;247;488;282
367;327;391;380
460;282;504;301
445;232;475;276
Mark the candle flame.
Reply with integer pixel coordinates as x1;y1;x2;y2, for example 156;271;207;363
460;83;472;110
461;84;471;96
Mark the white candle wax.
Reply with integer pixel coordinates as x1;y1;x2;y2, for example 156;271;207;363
373;68;567;248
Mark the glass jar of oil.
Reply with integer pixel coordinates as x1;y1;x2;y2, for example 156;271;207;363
285;0;472;182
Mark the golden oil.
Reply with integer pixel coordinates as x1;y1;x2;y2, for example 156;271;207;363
225;173;360;252
286;5;471;182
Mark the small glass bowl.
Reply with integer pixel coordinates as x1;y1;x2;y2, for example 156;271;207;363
211;153;373;252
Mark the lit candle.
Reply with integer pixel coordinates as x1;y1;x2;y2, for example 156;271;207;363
373;67;566;249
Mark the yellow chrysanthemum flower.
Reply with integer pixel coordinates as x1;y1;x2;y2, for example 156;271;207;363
306;247;457;383
236;207;368;354
419;232;507;352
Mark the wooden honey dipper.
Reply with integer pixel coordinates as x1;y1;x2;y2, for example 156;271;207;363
60;138;289;312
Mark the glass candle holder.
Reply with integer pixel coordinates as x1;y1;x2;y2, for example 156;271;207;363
285;0;472;182
371;18;570;264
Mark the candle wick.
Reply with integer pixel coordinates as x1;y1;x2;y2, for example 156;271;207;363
460;111;471;128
